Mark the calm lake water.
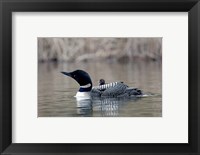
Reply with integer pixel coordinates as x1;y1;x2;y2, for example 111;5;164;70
38;61;162;117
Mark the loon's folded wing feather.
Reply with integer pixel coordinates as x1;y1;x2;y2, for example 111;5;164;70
101;82;128;97
97;82;120;91
91;82;142;98
91;82;124;97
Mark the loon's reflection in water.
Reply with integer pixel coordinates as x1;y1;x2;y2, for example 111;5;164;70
76;99;92;116
76;97;140;117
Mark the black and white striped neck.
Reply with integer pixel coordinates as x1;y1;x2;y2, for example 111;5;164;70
79;83;92;92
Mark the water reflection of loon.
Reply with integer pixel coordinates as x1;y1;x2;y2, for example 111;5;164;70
76;97;140;117
61;69;143;99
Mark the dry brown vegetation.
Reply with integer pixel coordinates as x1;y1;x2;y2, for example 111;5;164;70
38;38;162;63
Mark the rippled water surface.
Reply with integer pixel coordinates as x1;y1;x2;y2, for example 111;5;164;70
38;61;162;117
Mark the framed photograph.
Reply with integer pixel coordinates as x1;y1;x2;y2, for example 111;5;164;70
0;0;199;154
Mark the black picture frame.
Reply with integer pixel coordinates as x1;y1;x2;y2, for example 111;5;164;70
0;0;200;154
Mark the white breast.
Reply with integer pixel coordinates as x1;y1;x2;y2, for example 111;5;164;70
75;91;91;100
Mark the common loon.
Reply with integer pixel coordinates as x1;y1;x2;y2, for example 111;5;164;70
61;70;143;98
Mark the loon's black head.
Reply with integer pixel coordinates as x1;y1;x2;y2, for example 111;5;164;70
61;70;93;92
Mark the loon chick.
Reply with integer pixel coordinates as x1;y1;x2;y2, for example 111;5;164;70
61;70;142;98
99;79;105;85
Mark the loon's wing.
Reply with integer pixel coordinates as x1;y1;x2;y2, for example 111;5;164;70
91;82;127;97
91;82;142;98
101;82;128;97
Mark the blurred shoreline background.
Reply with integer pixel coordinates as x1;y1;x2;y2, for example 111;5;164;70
38;38;162;63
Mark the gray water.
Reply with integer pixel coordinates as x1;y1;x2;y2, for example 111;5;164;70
38;61;162;117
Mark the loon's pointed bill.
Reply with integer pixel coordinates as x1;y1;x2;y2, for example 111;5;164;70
61;69;143;98
61;71;71;77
